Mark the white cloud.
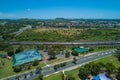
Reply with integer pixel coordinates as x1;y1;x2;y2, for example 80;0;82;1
26;8;31;11
0;12;18;19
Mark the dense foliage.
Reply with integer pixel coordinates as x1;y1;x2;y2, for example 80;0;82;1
78;62;118;80
115;51;120;61
32;59;39;66
13;66;22;72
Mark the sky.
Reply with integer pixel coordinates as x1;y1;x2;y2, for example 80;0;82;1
0;0;120;19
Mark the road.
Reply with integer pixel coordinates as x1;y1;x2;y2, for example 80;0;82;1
9;41;120;46
3;49;117;80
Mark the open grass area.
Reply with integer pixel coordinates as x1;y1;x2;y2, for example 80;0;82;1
44;56;120;80
44;72;62;80
0;51;7;55
65;68;80;80
92;46;119;52
34;28;82;36
0;58;46;79
94;56;120;68
34;72;62;80
0;59;16;78
15;28;120;42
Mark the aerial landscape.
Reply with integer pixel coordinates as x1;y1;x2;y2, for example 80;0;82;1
0;0;120;80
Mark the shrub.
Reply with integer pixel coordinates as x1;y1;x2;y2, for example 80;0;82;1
14;66;22;72
72;50;78;56
65;52;70;58
32;59;39;66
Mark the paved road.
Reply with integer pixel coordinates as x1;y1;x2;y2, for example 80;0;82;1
3;49;117;80
9;41;120;46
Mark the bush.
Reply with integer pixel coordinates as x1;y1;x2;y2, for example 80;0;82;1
36;66;42;73
32;59;39;66
65;52;70;58
72;50;78;56
54;65;59;70
15;45;24;53
14;66;22;72
38;74;43;80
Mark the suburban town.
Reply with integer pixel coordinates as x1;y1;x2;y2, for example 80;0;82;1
0;0;120;80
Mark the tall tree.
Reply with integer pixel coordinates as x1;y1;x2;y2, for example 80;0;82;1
73;57;77;64
15;45;24;53
65;52;70;58
78;67;90;80
115;51;120;61
48;50;56;60
6;46;15;56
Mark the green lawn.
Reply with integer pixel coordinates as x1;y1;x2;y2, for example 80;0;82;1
65;68;80;80
44;72;62;80
43;56;120;80
0;58;46;79
0;59;16;78
94;56;120;68
0;51;7;55
34;72;62;80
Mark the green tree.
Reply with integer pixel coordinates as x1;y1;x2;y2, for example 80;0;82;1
73;57;77;64
78;67;90;80
2;33;14;40
32;59;39;66
65;52;70;58
0;42;10;51
116;67;120;80
72;50;78;56
115;51;120;61
48;50;56;60
6;46;15;56
15;45;24;53
36;66;42;73
105;63;116;74
54;65;59;70
89;48;94;52
13;66;22;72
62;72;65;80
38;74;43;80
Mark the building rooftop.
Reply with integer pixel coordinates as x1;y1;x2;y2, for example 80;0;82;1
12;50;43;66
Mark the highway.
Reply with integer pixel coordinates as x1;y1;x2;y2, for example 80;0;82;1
9;41;120;46
4;49;117;80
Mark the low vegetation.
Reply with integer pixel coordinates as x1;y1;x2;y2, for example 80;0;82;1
15;28;120;42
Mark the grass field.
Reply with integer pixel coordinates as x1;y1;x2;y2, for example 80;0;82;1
44;72;62;80
0;58;46;79
15;28;120;42
44;56;120;80
0;59;16;78
94;56;120;68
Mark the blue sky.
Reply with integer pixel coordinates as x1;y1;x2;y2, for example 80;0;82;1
0;0;120;19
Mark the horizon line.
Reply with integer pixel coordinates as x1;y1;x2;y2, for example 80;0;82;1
0;18;120;20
